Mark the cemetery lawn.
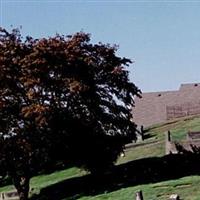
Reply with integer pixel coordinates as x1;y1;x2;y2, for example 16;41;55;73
1;115;200;199
0;167;86;193
72;175;200;200
117;115;200;164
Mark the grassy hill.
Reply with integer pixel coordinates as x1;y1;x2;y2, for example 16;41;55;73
2;115;200;200
118;115;200;164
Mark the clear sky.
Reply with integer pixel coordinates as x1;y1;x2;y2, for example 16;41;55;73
1;0;200;92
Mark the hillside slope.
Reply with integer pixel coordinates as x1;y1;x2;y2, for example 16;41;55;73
117;115;200;164
1;116;200;200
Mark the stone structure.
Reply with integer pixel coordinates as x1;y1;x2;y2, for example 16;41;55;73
165;131;178;155
165;130;200;155
135;190;144;200
133;83;200;127
187;131;200;140
169;194;180;200
0;191;19;200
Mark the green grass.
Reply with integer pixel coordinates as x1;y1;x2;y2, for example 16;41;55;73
117;115;200;164
0;167;86;194
148;115;200;142
30;167;86;195
1;115;200;200
74;175;200;200
117;141;164;165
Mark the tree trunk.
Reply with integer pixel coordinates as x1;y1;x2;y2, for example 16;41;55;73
13;176;30;200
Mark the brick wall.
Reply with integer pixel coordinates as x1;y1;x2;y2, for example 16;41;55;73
166;102;200;120
132;83;200;127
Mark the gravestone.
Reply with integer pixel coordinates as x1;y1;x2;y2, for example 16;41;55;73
165;130;173;154
169;194;180;200
0;190;19;200
136;190;143;200
187;131;200;140
140;125;144;141
166;130;171;142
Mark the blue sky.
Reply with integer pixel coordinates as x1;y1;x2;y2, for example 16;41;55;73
1;0;200;92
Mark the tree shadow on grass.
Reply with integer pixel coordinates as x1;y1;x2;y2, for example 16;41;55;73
30;154;200;200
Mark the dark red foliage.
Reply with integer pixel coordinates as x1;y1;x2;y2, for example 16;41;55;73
0;27;140;199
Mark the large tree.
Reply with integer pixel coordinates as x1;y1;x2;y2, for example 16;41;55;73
0;28;141;200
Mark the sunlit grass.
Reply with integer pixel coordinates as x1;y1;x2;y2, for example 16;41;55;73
0;167;86;194
74;175;200;200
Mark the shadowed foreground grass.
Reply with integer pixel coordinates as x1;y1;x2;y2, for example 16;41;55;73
75;175;200;200
30;154;200;200
0;167;86;194
1;116;200;199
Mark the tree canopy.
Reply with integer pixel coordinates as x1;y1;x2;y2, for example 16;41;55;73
0;27;140;200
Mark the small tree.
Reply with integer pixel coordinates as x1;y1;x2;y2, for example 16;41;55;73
0;27;141;199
